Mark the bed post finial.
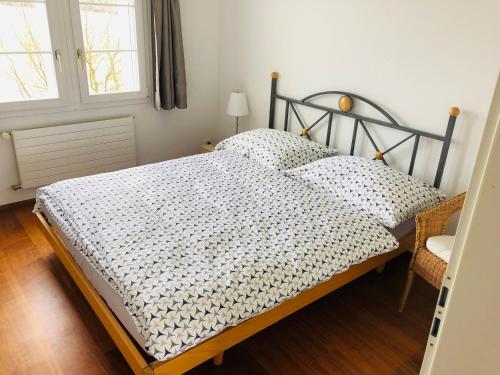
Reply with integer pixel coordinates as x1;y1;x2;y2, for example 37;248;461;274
434;106;460;188
269;72;279;129
449;107;460;117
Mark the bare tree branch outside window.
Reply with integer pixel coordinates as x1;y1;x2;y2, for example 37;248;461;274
0;1;127;99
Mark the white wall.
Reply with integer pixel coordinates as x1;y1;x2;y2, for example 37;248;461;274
2;0;499;206
0;0;220;206
217;0;500;194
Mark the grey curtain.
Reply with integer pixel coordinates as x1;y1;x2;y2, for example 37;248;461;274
151;0;187;110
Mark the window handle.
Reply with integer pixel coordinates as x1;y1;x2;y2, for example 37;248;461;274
76;48;85;70
54;49;63;73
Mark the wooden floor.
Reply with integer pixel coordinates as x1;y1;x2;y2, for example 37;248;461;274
0;205;438;375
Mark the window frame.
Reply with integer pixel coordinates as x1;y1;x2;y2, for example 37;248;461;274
0;0;73;112
0;0;151;116
68;0;149;104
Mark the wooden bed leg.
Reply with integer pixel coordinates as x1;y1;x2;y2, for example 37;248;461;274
376;263;386;274
212;352;224;366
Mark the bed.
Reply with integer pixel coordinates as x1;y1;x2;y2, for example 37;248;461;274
35;72;460;374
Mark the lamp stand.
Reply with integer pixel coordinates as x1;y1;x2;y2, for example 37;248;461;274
235;116;239;134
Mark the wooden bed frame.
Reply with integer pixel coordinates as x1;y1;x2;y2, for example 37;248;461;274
36;211;413;375
35;72;459;374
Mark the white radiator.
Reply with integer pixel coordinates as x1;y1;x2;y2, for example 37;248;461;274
11;116;136;189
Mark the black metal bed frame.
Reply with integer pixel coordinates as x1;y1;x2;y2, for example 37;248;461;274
268;72;460;188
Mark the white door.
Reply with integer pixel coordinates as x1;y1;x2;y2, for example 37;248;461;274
420;74;500;375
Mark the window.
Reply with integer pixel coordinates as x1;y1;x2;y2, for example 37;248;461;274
0;0;63;107
71;0;147;102
0;0;147;112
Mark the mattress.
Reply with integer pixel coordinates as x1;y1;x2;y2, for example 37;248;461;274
35;150;400;360
388;217;415;239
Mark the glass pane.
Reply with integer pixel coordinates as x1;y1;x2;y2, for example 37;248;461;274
0;53;59;103
0;1;53;53
79;1;137;51
84;51;140;95
0;1;59;104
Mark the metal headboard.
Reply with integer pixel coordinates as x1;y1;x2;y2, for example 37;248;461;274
268;72;460;188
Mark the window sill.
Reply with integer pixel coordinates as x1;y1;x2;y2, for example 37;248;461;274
0;95;152;120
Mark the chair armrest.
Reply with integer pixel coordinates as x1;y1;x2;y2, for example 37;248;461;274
414;192;466;255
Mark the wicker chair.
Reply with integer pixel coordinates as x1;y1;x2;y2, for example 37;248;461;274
399;192;466;312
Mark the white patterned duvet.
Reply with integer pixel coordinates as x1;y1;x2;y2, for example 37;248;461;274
35;150;398;361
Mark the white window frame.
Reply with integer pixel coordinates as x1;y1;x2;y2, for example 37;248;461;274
0;0;73;112
0;0;150;117
68;0;149;104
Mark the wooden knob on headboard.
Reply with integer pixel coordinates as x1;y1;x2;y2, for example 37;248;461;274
301;128;309;137
449;107;460;117
338;95;353;113
375;151;384;160
271;72;280;79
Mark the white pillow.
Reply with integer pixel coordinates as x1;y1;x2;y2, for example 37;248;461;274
214;128;337;171
284;155;447;228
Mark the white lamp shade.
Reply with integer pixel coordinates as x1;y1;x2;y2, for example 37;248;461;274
226;91;249;117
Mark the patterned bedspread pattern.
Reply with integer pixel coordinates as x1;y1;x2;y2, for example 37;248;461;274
36;151;398;360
